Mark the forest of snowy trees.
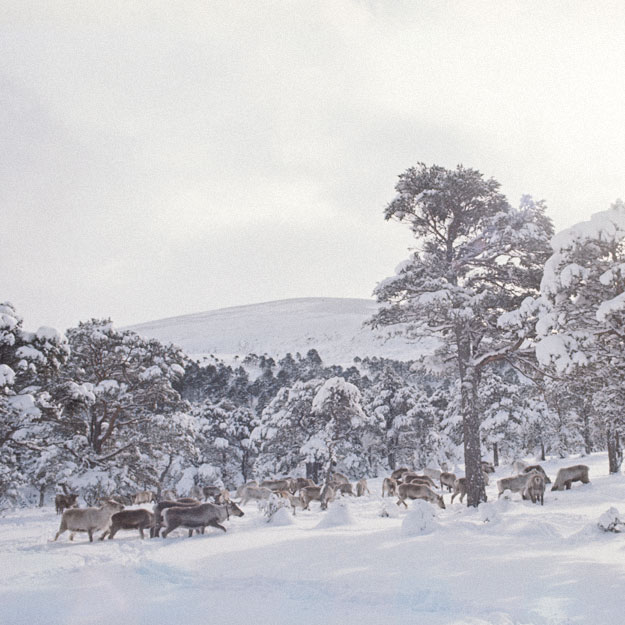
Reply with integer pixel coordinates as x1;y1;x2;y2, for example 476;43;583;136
2;164;624;508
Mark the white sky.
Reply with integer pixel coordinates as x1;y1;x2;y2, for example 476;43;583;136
2;1;625;332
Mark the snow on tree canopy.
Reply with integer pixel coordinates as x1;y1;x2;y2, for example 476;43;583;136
0;364;15;389
312;376;368;427
536;200;625;371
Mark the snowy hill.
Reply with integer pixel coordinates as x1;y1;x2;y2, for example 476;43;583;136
128;297;427;363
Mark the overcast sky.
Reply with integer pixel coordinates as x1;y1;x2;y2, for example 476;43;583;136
2;1;625;332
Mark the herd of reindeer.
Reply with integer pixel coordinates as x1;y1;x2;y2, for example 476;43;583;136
51;460;591;544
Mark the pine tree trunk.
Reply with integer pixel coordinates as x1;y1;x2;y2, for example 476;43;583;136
492;442;499;467
306;462;320;484
460;366;487;507
582;409;593;455
38;485;45;507
387;450;396;471
607;426;623;474
540;440;546;462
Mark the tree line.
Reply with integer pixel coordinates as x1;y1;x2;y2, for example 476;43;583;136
2;163;624;508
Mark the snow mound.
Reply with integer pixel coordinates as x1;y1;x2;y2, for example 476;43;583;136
267;506;294;527
478;501;498;523
401;499;440;536
315;500;355;529
506;518;562;540
379;501;401;518
598;507;625;532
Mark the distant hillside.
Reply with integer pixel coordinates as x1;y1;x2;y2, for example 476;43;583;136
127;297;428;364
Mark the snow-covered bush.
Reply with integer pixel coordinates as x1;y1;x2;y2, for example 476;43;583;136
401;499;439;536
258;493;289;521
598;507;625;533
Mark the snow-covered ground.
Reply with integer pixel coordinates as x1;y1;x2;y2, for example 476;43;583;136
2;453;625;625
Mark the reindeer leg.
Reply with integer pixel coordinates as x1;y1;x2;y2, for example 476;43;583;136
209;520;227;532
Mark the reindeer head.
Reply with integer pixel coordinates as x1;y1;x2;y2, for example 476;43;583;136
227;502;245;517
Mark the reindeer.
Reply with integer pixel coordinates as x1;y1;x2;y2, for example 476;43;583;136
300;486;322;510
151;499;202;538
356;479;370;497
522;464;551;484
551;465;590;491
101;509;154;540
497;471;538;499
511;460;528;474
405;474;437;489
331;472;349;485
235;481;259;499
439;472;457;493
522;473;545;505
320;484;336;510
161;501;244;537
277;490;305;515
423;467;442;481
238;485;273;506
396;483;445;509
382;477;398;497
450;469;492;503
293;477;315;492
202;486;223;501
54;499;124;542
55;493;78;515
132;490;156;505
261;478;294;493
334;482;354;496
390;467;410;481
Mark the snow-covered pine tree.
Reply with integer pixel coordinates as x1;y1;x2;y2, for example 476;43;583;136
535;201;625;472
370;164;554;506
194;399;258;486
253;378;325;481
0;301;69;504
310;376;381;480
51;319;188;494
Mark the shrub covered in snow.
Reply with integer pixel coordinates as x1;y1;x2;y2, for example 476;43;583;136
258;493;289;521
598;507;625;533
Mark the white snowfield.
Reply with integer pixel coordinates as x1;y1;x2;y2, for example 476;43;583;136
2;453;625;625
126;297;430;363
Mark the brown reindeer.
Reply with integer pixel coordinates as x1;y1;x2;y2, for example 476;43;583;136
161;501;244;537
390;467;410;481
293;477;315;492
151;499;202;538
54;499;124;542
334;482;354;496
101;509;154;540
406;474;437;488
382;477;397;497
132;490;156;505
55;493;78;515
356;479;370;497
396;483;445;509
497;471;537;499
551;465;590;491
522;464;552;484
261;478;294;493
522;473;545;505
439;472;457;493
